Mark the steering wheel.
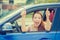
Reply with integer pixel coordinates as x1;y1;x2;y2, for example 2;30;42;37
12;21;22;32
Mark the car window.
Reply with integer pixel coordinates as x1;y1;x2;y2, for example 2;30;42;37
1;7;57;33
15;8;56;32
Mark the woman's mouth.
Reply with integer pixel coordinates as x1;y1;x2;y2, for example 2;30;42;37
35;22;39;25
34;22;40;27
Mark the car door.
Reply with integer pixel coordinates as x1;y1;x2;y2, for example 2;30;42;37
52;7;60;40
2;7;57;40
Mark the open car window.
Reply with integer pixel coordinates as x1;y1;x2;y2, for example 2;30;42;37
16;8;57;32
1;8;57;33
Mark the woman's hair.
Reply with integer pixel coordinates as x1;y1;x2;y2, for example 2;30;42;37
48;8;55;14
32;11;45;31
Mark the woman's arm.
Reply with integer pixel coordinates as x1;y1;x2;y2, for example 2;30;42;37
21;9;28;32
44;8;52;31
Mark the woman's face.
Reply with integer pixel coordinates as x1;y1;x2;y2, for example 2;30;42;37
32;13;42;27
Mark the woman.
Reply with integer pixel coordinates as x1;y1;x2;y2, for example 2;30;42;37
21;8;51;32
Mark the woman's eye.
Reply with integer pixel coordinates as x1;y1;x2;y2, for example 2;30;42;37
35;17;37;19
38;18;41;19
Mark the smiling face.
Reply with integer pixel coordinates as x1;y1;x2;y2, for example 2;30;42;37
32;12;43;27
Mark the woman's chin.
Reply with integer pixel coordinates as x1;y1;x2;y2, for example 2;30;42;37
34;23;40;27
35;24;39;27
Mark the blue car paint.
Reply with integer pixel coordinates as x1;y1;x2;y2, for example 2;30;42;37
0;32;57;40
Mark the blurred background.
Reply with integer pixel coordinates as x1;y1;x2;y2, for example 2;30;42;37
0;0;60;26
0;0;60;18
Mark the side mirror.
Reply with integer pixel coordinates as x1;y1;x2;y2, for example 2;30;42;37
2;22;13;34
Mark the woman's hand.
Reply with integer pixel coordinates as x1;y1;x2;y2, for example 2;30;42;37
21;9;26;17
46;8;50;19
44;8;52;31
20;8;28;32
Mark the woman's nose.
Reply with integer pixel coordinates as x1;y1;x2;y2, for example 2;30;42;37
36;19;39;22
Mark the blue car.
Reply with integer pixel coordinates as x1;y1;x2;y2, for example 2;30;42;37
0;3;60;40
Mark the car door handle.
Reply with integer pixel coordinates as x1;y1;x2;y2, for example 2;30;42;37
39;38;52;40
